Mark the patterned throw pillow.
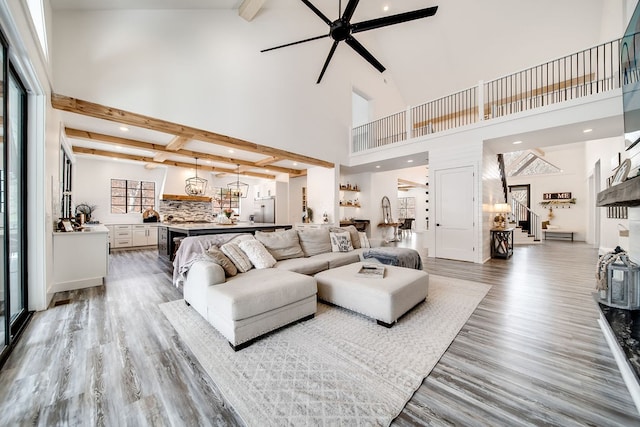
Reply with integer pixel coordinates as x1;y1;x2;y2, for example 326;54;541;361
329;231;354;253
238;239;277;269
206;246;238;277
330;225;361;249
220;242;253;273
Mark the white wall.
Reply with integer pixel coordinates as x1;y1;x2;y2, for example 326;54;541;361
306;166;337;224
289;176;306;224
508;144;588;241
585;136;629;251
74;157;167;224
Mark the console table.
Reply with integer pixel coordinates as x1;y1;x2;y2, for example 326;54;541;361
490;228;514;259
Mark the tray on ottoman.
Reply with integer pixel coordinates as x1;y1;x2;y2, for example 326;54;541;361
314;261;429;327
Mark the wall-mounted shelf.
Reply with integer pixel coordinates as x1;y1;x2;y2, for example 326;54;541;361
597;177;640;207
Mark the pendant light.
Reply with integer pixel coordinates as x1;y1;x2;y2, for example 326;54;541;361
227;164;249;198
185;157;208;196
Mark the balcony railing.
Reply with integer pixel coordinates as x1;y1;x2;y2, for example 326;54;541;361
352;38;622;153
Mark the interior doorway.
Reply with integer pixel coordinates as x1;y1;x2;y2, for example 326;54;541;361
509;184;531;233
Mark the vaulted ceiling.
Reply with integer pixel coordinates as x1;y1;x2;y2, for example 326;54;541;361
50;0;618;177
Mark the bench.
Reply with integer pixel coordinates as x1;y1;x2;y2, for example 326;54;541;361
543;230;575;241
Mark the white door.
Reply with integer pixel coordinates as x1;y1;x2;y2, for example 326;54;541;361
435;166;475;261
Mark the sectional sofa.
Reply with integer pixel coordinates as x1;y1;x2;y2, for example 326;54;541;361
179;226;369;350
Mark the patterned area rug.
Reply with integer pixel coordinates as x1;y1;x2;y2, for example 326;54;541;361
160;275;491;426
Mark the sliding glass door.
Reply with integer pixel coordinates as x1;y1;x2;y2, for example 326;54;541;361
0;30;29;363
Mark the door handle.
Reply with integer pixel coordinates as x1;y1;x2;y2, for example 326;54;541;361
436;223;441;227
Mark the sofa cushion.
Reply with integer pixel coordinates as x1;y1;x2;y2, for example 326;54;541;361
220;242;253;273
313;249;363;269
209;269;317;321
274;256;329;275
239;239;277;269
255;229;305;260
297;228;332;257
330;225;361;249
206;246;238;277
330;231;354;252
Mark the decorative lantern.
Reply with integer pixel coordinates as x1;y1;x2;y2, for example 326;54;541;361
605;254;640;310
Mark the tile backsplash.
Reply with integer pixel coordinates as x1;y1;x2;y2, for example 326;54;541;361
159;200;214;222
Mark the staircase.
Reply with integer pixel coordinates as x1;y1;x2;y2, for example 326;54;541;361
497;154;542;245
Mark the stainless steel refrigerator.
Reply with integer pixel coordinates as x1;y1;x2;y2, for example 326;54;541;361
254;197;275;223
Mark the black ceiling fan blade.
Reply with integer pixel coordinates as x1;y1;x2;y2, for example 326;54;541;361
300;0;332;26
261;33;329;53
341;0;360;22
351;6;438;34
317;40;339;84
345;36;385;73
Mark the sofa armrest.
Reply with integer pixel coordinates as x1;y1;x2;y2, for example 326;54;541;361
184;260;226;319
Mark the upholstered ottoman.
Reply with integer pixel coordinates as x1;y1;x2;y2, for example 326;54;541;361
314;262;429;327
206;268;317;350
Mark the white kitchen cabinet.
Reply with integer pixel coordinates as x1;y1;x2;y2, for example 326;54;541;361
113;224;133;248
132;224;158;246
52;225;109;292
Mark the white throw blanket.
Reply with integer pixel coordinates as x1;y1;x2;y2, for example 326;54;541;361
172;233;246;287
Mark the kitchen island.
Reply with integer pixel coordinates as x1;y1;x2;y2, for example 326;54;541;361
158;222;293;260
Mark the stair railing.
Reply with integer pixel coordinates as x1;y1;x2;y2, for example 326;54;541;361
511;199;542;241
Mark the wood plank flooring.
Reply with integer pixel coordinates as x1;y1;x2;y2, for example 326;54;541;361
0;239;639;426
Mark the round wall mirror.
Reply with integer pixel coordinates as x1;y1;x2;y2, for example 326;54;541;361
381;196;391;224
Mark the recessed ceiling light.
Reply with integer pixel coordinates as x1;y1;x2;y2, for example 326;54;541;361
407;159;414;163
583;128;593;133
376;165;381;168
119;126;129;132
228;149;234;153
512;140;523;145
293;162;298;166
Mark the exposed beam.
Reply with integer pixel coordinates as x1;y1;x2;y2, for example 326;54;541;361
166;136;190;151
398;178;428;189
72;147;276;179
153;152;170;162
238;0;266;21
53;94;334;168
64;128;306;177
254;156;281;167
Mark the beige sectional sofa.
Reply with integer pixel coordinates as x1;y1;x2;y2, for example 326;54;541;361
181;226;368;350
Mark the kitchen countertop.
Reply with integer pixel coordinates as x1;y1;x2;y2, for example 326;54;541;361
160;222;291;232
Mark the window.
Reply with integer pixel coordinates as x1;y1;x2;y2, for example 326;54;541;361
111;179;155;214
26;0;48;61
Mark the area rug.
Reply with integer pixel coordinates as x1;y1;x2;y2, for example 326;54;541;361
159;275;491;426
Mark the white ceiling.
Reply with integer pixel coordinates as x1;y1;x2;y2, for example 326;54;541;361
50;0;621;176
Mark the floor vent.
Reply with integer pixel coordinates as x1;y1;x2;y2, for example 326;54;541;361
53;299;71;306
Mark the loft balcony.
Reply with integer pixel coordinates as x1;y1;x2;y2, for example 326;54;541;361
351;38;622;154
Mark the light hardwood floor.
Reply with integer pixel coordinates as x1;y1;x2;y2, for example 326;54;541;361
1;237;639;426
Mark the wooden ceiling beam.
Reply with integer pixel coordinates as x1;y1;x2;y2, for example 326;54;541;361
72;147;276;179
255;156;281;167
238;0;265;21
64;127;305;176
166;135;190;151
53;94;334;168
398;178;428;189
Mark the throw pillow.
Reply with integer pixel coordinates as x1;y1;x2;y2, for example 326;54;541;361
220;242;253;273
238;239;277;269
358;232;371;249
329;231;354;253
254;229;305;260
297;228;332;257
330;225;361;249
206;246;238;277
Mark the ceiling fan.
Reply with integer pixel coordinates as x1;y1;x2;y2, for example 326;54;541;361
261;0;438;84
